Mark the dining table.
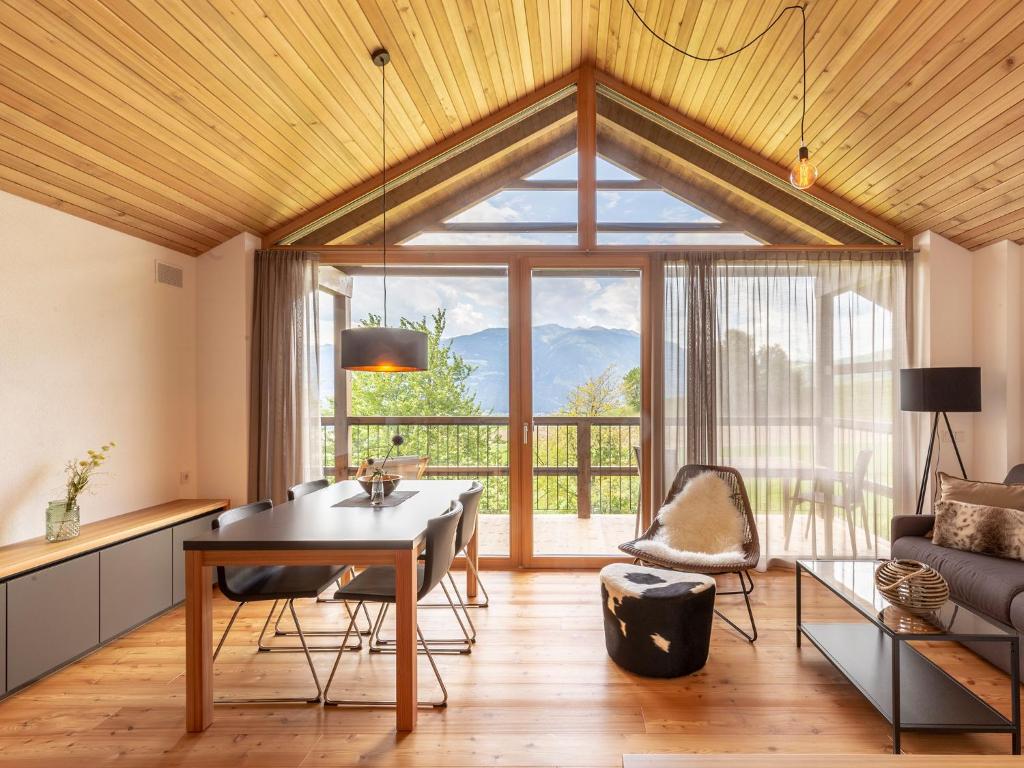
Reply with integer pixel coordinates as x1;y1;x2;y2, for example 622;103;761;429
182;478;477;733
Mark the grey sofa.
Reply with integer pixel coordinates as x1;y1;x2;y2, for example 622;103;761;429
890;464;1024;676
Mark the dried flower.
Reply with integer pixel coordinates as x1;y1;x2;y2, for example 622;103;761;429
65;442;116;509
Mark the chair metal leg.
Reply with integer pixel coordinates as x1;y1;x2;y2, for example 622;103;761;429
215;599;322;704
257;598;362;653
713;570;758;644
371;577;473;654
323;607;448;708
463;557;490;608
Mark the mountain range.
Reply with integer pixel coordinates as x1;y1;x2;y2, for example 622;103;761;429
320;324;641;414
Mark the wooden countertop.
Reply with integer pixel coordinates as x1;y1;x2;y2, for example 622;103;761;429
0;499;229;580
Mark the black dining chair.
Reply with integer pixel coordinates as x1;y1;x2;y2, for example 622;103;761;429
211;500;350;704
323;501;464;708
370;481;484;654
269;477;369;647
287;478;330;500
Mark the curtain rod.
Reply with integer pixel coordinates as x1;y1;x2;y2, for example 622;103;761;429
263;245;916;255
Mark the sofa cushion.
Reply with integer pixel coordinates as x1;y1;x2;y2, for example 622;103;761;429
938;472;1024;511
890;535;1024;624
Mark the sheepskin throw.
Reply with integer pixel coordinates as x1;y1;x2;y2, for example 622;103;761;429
655;471;743;555
933;499;1024;562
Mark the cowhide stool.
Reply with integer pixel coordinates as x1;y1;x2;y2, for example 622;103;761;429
599;563;715;678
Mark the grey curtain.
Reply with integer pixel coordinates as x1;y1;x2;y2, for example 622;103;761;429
664;249;914;564
248;249;322;504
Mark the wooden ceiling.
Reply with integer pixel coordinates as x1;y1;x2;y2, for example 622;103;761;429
1;1;1022;254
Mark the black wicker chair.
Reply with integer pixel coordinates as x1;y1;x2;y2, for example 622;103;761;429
619;464;760;643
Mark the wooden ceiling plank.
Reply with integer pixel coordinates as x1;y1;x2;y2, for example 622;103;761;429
958;205;1024;249
921;172;1024;239
684;0;753;125
746;0;891;154
151;0;365;188
103;0;361;183
401;0;475;127
760;0;955;160
0;14;305;222
0;157;213;253
207;0;384;172
267;0;421;162
521;0;547;89
823;10;1024;190
0;105;236;240
458;0;506;112
0;121;230;243
62;0;343;201
652;0;708;121
262;69;580;247
3;2;323;214
722;1;838;147
904;163;1024;236
844;51;1024;210
0;62;267;233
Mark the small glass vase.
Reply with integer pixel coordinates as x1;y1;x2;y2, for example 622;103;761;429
46;500;80;542
370;476;385;505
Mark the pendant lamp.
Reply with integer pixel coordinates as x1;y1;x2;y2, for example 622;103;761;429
340;49;428;373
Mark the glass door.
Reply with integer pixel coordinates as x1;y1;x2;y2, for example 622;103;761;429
525;267;644;559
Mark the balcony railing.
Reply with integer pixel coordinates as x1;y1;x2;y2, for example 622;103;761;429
321;415;641;518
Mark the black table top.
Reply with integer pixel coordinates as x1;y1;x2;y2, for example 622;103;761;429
183;479;473;551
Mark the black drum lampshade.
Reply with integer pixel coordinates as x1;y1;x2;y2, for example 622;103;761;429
900;367;981;413
340;326;428;372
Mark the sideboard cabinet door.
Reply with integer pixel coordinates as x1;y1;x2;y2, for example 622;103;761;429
7;553;99;690
100;529;173;641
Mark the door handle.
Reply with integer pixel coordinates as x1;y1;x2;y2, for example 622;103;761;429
523;422;530;445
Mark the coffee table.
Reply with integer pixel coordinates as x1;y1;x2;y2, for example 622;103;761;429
796;559;1021;754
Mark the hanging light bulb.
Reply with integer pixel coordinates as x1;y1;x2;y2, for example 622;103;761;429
789;145;817;190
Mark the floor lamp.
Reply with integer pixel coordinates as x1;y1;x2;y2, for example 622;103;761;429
900;367;981;515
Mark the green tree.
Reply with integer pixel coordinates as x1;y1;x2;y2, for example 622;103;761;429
350;309;482;417
560;365;623;416
621;366;641;414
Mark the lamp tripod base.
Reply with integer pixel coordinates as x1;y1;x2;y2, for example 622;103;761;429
915;411;968;515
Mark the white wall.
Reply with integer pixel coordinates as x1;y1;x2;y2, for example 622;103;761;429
196;232;259;506
0;190;198;545
972;240;1024;480
911;231;976;502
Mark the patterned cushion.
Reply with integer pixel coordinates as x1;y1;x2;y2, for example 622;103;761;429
933;499;1024;562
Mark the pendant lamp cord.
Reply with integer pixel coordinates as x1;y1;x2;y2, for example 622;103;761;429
623;1;807;146
380;59;388;327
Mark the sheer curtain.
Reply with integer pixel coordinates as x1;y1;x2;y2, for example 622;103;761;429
664;250;914;564
248;249;323;504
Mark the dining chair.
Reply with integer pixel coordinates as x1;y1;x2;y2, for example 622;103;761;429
287;478;330;500
371;480;485;654
322;501;464;708
783;449;874;557
211;500;351;704
274;476;370;645
356;455;429;480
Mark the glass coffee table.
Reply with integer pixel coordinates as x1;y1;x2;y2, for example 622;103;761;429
796;559;1021;754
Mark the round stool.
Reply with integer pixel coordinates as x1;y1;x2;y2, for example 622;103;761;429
599;563;715;678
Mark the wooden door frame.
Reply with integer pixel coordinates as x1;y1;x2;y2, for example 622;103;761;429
515;253;654;569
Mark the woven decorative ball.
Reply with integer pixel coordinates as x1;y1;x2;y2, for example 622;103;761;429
874;559;949;616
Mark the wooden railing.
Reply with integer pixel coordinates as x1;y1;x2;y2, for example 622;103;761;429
321;415;641;518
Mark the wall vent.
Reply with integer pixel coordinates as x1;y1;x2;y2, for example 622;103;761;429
155;261;184;288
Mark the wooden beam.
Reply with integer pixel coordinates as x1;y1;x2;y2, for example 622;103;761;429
593;71;909;246
577;65;597;249
598;137;804;245
262;69;582;247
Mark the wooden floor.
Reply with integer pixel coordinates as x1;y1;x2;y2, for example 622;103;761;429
0;570;1018;767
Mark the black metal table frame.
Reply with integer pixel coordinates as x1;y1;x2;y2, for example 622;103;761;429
796;560;1021;755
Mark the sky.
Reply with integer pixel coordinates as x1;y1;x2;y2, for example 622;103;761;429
321;271;643;339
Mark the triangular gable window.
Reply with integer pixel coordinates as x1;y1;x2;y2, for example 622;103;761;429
403;150;762;246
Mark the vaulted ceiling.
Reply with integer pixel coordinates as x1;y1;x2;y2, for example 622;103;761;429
1;1;1022;254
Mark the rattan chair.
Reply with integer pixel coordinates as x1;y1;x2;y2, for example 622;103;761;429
619;464;760;643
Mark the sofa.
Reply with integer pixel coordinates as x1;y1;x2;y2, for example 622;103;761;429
890;464;1024;677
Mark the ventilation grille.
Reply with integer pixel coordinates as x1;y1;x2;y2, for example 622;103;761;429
155;261;183;288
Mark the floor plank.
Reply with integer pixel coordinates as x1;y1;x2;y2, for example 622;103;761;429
0;570;1017;766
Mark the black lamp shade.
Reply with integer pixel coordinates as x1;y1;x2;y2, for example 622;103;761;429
900;367;981;413
340;327;428;372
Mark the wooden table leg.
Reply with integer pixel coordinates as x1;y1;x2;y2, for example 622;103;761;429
185;550;213;732
394;546;418;732
465;529;479;600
